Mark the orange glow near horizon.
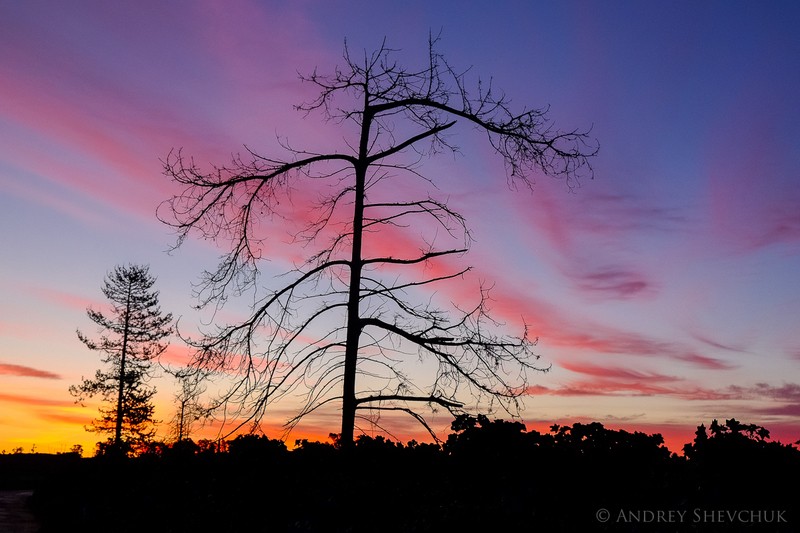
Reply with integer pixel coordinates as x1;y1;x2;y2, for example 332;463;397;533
3;379;799;456
0;390;766;457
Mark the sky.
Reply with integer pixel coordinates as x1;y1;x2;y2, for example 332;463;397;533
1;0;799;455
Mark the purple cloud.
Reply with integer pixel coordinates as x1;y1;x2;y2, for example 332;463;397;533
576;267;653;299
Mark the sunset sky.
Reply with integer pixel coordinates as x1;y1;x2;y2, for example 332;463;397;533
2;1;799;455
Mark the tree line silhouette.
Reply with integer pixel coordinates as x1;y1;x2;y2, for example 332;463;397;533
5;416;795;532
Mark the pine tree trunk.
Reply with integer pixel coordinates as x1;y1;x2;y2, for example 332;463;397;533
115;281;133;449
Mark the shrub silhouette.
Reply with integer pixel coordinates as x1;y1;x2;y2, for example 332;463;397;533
23;417;799;532
682;418;800;509
227;433;288;458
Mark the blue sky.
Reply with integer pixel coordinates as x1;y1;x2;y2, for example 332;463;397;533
1;0;799;453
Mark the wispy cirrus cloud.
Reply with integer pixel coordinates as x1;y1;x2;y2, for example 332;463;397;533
29;286;97;313
0;362;61;380
527;380;676;397
690;332;749;354
673;352;736;370
559;360;680;382
528;379;800;412
479;284;737;371
508;185;686;301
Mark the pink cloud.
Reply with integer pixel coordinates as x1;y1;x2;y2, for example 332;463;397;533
159;344;197;368
559;360;679;382
0;362;61;379
527;379;676;397
528;379;800;417
527;384;606;397
690;332;748;353
673;352;736;370
30;286;97;313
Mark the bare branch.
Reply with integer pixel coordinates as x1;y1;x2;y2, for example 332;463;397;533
160;37;594;445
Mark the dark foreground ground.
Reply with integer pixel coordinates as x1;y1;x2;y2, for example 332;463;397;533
0;489;38;532
2;418;798;532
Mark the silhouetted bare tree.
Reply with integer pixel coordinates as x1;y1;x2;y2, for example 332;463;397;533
168;368;210;442
70;264;173;455
159;37;597;446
